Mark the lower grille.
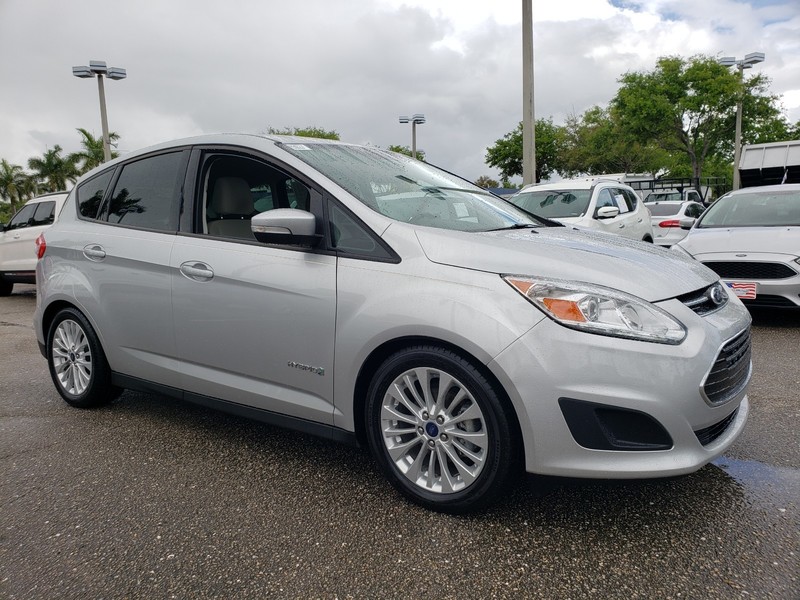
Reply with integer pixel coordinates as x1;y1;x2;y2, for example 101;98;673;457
742;295;800;309
695;409;739;446
702;261;797;280
702;328;752;405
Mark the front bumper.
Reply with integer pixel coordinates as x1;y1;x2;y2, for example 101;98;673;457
489;295;751;478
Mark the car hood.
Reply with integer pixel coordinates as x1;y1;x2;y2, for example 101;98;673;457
414;226;716;302
679;227;800;256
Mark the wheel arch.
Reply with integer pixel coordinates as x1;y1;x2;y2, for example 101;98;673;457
351;335;524;461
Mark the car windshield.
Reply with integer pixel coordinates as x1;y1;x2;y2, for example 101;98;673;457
281;142;542;232
508;189;592;218
698;189;800;228
648;203;682;216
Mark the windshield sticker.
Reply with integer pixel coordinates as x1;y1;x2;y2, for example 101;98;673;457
454;203;470;218
287;144;310;151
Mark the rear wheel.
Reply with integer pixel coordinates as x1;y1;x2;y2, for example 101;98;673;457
47;308;119;408
0;277;12;296
366;345;518;513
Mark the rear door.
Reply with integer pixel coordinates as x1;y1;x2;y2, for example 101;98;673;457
70;150;189;386
170;148;337;424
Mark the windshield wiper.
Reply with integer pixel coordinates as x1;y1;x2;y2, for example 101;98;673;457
485;223;540;232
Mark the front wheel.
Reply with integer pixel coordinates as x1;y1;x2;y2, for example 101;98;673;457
47;307;118;408
366;346;518;513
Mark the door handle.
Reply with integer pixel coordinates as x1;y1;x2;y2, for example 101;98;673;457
82;244;106;261
180;261;214;281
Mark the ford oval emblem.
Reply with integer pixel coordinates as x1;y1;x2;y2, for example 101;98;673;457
709;284;726;305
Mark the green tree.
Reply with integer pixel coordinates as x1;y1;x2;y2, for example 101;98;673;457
612;55;787;180
27;145;79;193
485;118;564;183
474;175;499;189
265;126;340;140
559;106;668;177
0;159;26;211
72;128;120;174
388;145;426;161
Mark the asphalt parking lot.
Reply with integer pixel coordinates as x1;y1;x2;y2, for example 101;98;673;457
1;284;798;599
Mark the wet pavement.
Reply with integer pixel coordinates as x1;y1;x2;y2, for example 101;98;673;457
1;286;798;598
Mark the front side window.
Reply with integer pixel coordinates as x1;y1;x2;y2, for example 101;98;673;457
282;143;541;231
103;152;184;231
200;154;312;241
6;203;36;230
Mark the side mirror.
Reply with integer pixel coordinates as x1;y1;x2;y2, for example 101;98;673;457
596;206;620;219
251;208;322;247
679;217;696;230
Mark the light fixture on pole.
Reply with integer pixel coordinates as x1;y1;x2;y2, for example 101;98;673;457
72;60;127;163
719;52;765;190
398;114;426;159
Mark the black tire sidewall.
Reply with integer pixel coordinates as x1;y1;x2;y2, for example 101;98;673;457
366;346;515;513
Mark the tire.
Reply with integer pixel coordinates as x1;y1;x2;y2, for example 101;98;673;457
0;277;12;296
366;345;518;514
46;307;118;408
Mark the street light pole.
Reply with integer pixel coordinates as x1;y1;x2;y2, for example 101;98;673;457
719;52;765;191
522;0;536;186
399;114;426;159
72;60;127;163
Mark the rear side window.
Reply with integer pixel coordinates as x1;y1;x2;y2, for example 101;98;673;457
78;170;114;219
31;201;56;226
104;152;184;231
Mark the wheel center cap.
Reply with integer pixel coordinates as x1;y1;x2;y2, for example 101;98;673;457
69;351;76;362
425;422;439;438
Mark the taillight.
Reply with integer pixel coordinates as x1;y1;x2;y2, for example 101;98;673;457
35;233;46;259
658;219;681;228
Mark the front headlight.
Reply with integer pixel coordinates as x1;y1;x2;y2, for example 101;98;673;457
503;276;687;345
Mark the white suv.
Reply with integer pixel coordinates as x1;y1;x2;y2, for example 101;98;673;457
509;179;654;242
0;192;68;295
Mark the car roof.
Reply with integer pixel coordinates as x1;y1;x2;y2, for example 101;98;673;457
25;191;69;203
728;184;800;195
519;178;628;192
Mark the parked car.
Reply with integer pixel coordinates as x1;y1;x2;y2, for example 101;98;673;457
675;184;800;309
647;200;706;247
0;192;68;295
508;179;654;242
34;135;752;513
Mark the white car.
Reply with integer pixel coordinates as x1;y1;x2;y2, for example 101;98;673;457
675;184;800;309
0;192;68;295
647;200;706;247
509;179;654;242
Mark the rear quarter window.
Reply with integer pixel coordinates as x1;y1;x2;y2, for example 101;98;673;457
78;170;114;219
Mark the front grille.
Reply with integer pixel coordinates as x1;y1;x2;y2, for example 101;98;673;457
702;261;797;280
695;408;739;446
677;283;728;316
702;328;752;405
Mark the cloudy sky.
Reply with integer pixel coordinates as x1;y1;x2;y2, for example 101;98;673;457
1;0;798;183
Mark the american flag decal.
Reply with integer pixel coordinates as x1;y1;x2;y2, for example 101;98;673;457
725;281;757;299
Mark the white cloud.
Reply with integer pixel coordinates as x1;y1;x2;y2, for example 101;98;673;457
0;0;797;183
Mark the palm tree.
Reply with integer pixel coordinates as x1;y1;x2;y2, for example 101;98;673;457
72;128;120;174
0;159;26;211
27;145;79;193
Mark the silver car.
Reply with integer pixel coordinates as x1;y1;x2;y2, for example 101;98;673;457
675;184;800;309
34;134;751;513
